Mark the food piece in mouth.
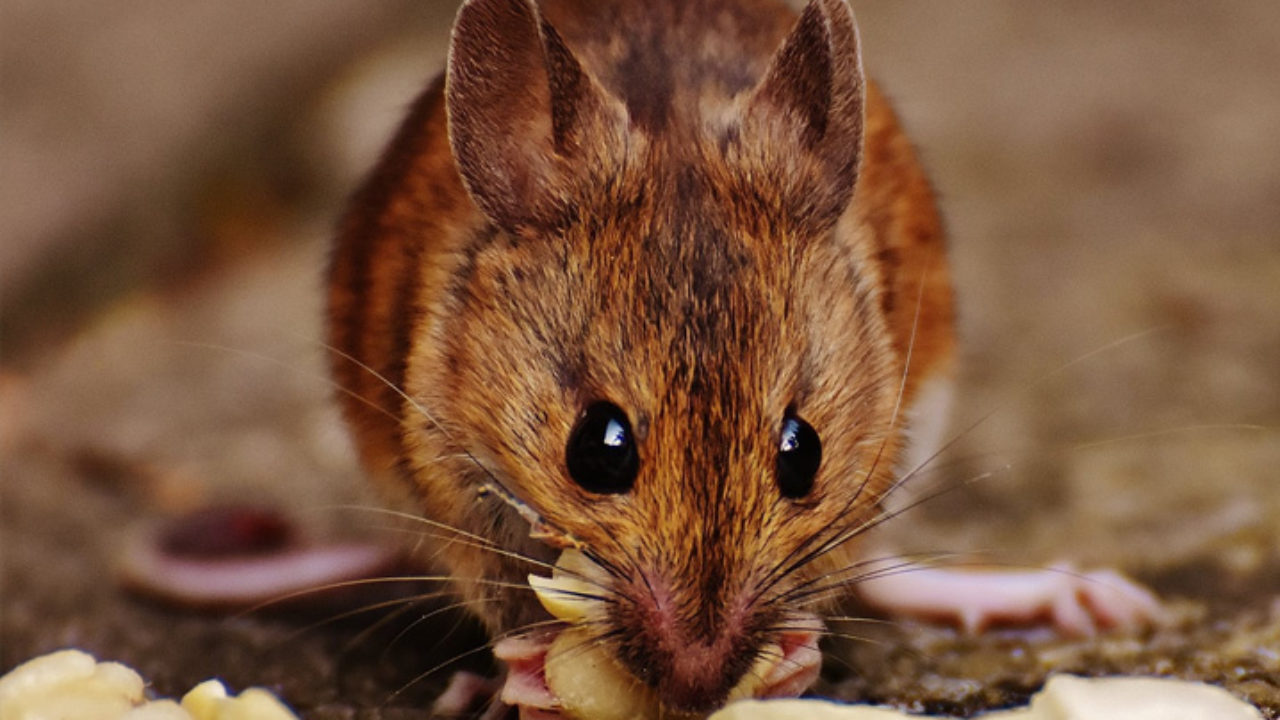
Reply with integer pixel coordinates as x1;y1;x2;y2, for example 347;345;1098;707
514;551;826;719
544;626;666;720
527;548;606;625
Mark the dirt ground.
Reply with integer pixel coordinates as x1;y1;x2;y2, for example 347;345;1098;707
2;1;1278;717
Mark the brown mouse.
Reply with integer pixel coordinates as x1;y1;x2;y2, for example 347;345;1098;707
327;0;1160;715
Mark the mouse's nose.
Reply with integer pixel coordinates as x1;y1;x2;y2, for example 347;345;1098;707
656;637;754;712
612;570;763;713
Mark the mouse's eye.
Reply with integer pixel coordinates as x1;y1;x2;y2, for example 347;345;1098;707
776;413;821;499
566;401;639;494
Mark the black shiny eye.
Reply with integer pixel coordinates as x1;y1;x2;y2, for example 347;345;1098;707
776;414;821;498
565;401;639;494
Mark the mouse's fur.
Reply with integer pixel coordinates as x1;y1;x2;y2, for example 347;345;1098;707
328;0;952;709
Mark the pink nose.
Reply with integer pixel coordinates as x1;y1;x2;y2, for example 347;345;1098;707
651;638;750;712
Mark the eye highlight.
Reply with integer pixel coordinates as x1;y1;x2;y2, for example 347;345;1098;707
565;401;639;494
776;413;821;499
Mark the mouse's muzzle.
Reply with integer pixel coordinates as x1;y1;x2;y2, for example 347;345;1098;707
508;550;824;717
610;574;825;713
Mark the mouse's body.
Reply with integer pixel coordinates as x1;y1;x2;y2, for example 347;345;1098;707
327;0;1150;715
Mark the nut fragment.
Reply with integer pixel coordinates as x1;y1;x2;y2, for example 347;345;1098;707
709;674;1265;720
181;680;300;720
544;626;667;720
0;649;302;720
0;649;146;720
531;550;665;719
1014;674;1263;720
528;549;604;624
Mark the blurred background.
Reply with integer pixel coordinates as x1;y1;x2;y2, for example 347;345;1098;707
2;0;1278;715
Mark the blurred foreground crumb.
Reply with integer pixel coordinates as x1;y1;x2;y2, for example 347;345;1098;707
716;674;1262;720
0;649;299;720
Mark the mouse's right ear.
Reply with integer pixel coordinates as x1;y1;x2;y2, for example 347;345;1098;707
735;0;865;231
446;0;628;232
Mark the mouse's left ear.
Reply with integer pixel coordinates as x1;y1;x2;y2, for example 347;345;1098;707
735;0;864;230
446;0;629;232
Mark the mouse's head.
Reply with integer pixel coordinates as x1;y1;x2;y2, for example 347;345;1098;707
428;0;901;710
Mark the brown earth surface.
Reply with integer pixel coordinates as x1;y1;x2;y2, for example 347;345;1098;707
3;1;1278;717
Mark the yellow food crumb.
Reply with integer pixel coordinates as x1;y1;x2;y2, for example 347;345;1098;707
0;650;300;720
180;680;298;720
528;549;605;624
711;674;1263;720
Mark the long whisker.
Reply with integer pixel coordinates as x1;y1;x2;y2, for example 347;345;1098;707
233;573;542;622
383;642;495;706
764;326;1182;607
348;596;477;659
753;263;934;606
322;507;629;596
795;422;1269;598
319;342;574;533
168;340;405;428
380;616;582;707
881;326;1173;511
771;552;965;608
778;550;967;607
384;600;480;663
775;466;1005;595
169;339;586;568
270;588;459;649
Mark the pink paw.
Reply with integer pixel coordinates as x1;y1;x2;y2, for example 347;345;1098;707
492;634;564;719
432;671;502;717
856;562;1168;636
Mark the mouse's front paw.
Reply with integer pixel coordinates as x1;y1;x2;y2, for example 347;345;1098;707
855;561;1169;636
492;633;565;719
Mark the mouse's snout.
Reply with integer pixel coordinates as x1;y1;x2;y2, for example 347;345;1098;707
606;567;821;713
614;567;752;710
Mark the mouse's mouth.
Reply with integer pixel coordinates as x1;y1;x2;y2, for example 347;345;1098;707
497;550;824;718
494;624;823;718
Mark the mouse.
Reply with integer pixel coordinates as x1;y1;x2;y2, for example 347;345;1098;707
326;0;1164;716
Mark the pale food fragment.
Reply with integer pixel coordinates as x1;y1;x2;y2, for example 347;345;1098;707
180;680;230;720
181;682;299;720
713;700;919;720
528;548;604;624
711;674;1263;720
544;626;667;720
121;700;191;720
0;649;302;720
534;549;660;719
1013;674;1263;720
724;644;780;702
0;650;146;720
